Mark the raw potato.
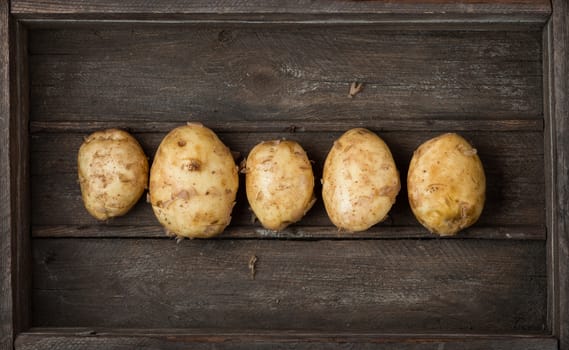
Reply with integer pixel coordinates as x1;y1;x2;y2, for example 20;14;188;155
78;129;149;220
322;128;400;232
245;140;316;231
149;123;238;239
407;133;486;236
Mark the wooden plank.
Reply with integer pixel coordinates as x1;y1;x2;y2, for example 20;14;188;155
29;131;546;231
12;21;31;340
14;331;558;350
20;21;550;33
29;131;545;174
22;21;544;32
31;225;546;240
31;239;547;332
548;0;569;349
30;168;544;232
543;14;555;339
30;119;544;133
0;1;13;349
11;0;551;24
19;327;560;337
28;27;543;122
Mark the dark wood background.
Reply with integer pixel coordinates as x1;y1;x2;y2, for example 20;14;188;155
27;24;548;335
2;0;568;348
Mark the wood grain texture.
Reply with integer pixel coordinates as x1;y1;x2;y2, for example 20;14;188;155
31;225;545;240
31;238;547;332
11;0;551;24
29;119;544;134
12;21;31;340
548;0;569;348
0;1;13;349
30;131;545;237
14;331;558;350
543;15;556;340
28;27;543;122
19;5;554;346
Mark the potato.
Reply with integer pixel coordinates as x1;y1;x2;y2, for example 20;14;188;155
407;133;486;236
245;140;316;231
78;129;148;220
322;128;400;232
149;123;238;239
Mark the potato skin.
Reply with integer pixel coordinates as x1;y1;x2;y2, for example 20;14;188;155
407;133;486;236
322;128;400;232
245;140;315;231
78;129;148;220
149;123;238;238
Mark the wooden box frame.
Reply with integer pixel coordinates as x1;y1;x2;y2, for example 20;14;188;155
1;0;568;349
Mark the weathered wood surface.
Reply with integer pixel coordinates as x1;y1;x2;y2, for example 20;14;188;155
29;119;544;134
12;22;31;341
547;0;569;349
15;330;558;350
0;1;13;349
27;26;546;238
20;4;555;346
11;0;551;24
31;239;547;332
30;131;545;238
31;225;545;240
28;27;543;122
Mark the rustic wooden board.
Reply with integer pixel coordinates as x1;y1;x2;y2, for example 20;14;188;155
29;131;545;176
0;4;31;350
30;225;545;240
30;119;544;134
14;331;558;350
32;239;547;332
11;0;552;24
6;1;560;348
28;27;543;122
0;1;13;349
547;0;569;348
29;131;545;239
11;22;31;343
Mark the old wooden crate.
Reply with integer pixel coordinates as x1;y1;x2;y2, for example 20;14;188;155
1;0;568;349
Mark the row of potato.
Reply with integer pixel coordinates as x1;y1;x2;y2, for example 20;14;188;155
78;123;486;239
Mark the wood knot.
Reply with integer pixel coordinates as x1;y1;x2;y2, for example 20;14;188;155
218;30;233;44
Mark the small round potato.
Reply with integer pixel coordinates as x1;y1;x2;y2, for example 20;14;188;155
245;140;316;231
78;129;148;220
322;128;400;232
407;133;486;236
149;123;238;239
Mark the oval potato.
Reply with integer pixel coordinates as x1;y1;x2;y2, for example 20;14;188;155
245;140;316;231
322;128;400;232
78;128;148;220
149;123;238;239
407;133;486;236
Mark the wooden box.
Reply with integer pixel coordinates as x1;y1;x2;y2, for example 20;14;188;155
1;1;568;349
